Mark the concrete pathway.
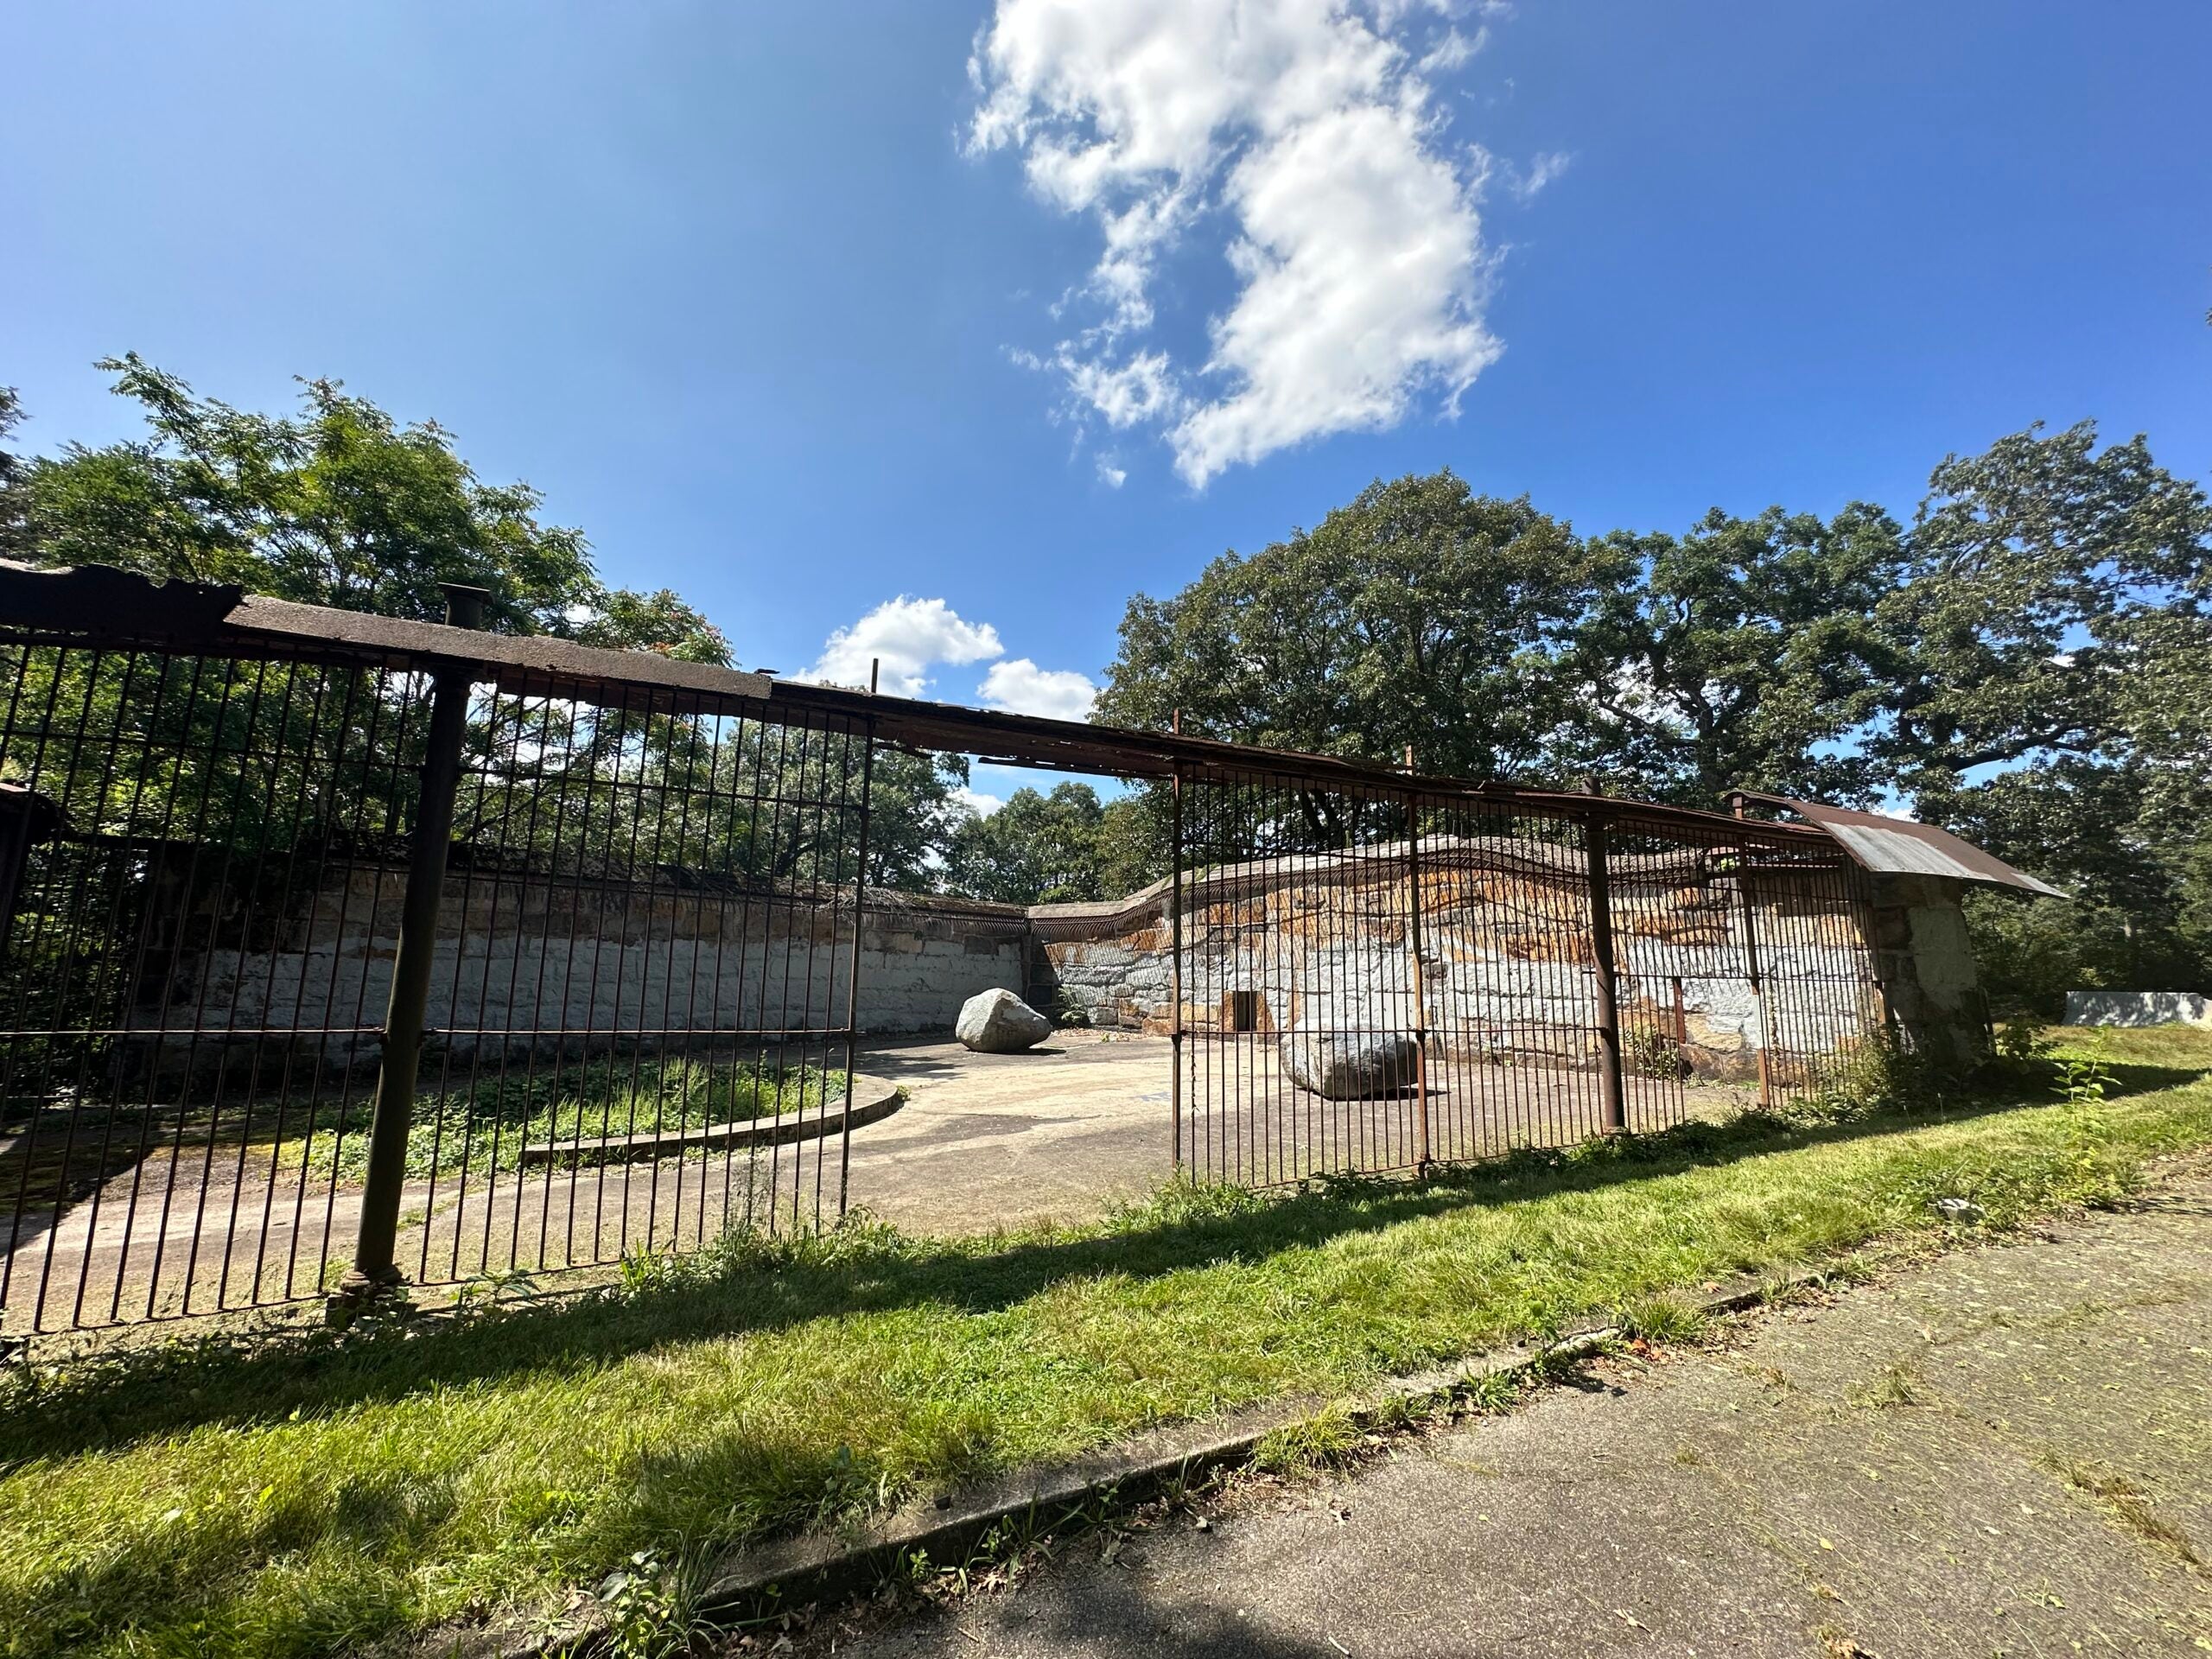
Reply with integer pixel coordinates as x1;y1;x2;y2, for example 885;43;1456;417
841;1168;2212;1658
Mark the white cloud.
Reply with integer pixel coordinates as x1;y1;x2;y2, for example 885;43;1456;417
1515;149;1570;200
977;658;1100;722
967;0;1505;486
1418;23;1486;74
955;786;1007;817
804;599;1102;723
1060;350;1183;428
1096;455;1128;487
806;596;1002;696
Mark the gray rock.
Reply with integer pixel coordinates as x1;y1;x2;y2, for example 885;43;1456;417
1281;1031;1421;1098
956;988;1054;1053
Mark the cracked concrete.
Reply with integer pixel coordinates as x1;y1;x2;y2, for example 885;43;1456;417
841;1168;2212;1657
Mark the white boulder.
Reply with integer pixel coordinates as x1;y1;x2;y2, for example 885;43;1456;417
1281;1032;1421;1098
956;988;1054;1053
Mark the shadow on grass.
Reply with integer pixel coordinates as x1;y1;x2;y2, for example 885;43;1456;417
2;1064;2202;1471
2082;1061;2203;1101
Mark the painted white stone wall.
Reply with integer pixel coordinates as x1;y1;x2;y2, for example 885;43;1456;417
1035;858;1877;1077
2065;990;2211;1028
153;872;1029;1072
139;841;1961;1086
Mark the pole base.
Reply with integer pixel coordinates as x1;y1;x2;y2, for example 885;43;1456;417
325;1265;408;1329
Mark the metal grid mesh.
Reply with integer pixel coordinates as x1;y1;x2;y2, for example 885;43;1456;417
1172;773;1885;1188
0;639;869;1333
0;594;1888;1337
411;688;872;1287
0;645;435;1329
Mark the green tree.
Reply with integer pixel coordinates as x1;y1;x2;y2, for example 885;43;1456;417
1095;789;1170;898
2;365;996;897
0;386;27;558
19;356;599;632
947;782;1110;904
864;749;972;893
1878;423;2212;1006
1564;505;1907;804
572;587;731;665
1878;421;2212;800
1098;472;1596;779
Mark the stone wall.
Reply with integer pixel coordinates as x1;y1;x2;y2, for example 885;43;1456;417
124;835;1990;1088
2063;990;2211;1029
130;855;1030;1080
1862;872;1990;1068
1031;841;1909;1082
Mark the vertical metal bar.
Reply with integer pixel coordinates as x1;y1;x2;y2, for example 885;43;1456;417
1737;857;1773;1109
336;585;485;1306
1731;798;1775;1109
1403;759;1430;1169
836;662;877;1217
1169;716;1185;1172
1584;810;1626;1135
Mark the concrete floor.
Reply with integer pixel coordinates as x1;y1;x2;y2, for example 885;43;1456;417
838;1163;2212;1659
845;1031;1177;1234
0;1031;1183;1330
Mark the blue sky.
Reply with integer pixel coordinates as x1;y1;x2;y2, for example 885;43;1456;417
9;2;2209;805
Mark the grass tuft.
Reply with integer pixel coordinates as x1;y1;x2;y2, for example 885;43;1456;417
1611;1293;1711;1346
1253;1403;1363;1478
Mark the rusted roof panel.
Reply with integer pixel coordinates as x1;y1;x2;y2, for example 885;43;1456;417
230;596;781;708
1735;791;2067;898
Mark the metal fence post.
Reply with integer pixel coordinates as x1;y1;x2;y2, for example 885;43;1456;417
1168;731;1185;1173
1402;755;1430;1168
1730;795;1775;1107
1737;867;1774;1108
1585;810;1627;1135
334;584;486;1312
836;660;879;1218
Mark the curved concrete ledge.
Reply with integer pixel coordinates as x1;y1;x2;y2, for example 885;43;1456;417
516;1073;902;1167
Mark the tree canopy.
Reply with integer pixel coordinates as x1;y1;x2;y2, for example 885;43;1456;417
1097;474;1598;781
947;782;1111;905
12;356;727;657
1098;429;2212;1007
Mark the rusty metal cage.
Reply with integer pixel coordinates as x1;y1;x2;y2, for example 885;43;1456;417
0;565;1899;1338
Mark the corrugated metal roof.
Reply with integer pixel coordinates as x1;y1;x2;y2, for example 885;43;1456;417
1733;792;2067;898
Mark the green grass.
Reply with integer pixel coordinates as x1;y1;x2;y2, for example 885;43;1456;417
3;1027;2209;1657
260;1058;847;1183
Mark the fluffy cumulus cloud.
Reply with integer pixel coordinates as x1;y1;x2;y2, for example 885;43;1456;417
807;597;1002;696
967;0;1510;486
804;598;1100;721
978;658;1101;721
